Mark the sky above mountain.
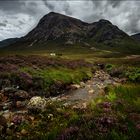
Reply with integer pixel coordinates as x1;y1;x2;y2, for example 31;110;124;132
0;0;140;41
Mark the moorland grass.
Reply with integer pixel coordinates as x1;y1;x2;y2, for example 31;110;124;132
6;84;139;140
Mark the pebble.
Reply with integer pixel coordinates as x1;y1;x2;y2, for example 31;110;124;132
14;90;29;100
16;101;26;108
3;112;13;120
21;129;28;135
80;82;85;87
71;84;81;89
63;103;70;107
88;89;94;94
29;116;34;121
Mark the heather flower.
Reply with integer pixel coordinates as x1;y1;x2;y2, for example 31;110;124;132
19;72;32;80
136;124;140;131
103;108;111;113
95;115;117;133
12;115;22;125
57;127;79;140
102;102;112;108
19;72;33;84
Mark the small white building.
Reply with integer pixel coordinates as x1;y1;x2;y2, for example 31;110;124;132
50;53;56;56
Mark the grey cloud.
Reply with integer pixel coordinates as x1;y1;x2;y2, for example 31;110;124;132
107;0;123;7
18;20;25;25
125;10;140;34
85;0;140;34
0;0;40;16
91;0;103;7
0;0;25;13
0;0;140;40
42;0;55;10
0;23;6;27
63;2;72;15
42;0;72;15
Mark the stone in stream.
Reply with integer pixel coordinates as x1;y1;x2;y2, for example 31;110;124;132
88;89;94;94
71;84;81;89
80;82;86;88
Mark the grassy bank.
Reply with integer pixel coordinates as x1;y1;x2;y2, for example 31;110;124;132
0;55;92;97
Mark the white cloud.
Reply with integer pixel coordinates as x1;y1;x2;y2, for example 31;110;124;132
0;13;35;40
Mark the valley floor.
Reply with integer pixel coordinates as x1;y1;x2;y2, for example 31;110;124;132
0;55;140;139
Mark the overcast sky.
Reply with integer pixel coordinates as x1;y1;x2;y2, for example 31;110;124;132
0;0;140;41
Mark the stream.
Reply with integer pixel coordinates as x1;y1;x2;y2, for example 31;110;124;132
49;70;122;108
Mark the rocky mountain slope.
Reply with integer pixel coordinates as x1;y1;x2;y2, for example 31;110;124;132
1;12;140;53
0;38;19;48
23;12;129;46
131;33;140;42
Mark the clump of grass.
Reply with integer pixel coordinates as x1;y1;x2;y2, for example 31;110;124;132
125;68;140;82
0;55;93;96
20;67;92;96
105;64;140;83
5;84;140;140
106;91;117;102
110;85;140;102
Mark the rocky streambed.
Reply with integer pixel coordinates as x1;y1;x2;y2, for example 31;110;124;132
0;70;126;136
50;70;125;109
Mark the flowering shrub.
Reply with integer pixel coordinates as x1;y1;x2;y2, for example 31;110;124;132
12;115;22;125
57;126;79;140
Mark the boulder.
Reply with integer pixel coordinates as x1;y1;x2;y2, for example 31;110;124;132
16;101;26;108
2;88;29;101
14;90;29;100
27;96;47;113
2;87;17;98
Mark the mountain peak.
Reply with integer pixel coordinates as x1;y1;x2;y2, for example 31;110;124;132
45;12;66;18
48;12;58;15
23;12;129;46
98;19;112;24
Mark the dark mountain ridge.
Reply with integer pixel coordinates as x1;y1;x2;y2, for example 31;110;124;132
131;33;140;42
0;38;19;48
23;12;129;46
1;12;140;54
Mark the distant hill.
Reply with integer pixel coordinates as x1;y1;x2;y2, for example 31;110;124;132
0;38;19;48
131;33;140;42
1;12;140;54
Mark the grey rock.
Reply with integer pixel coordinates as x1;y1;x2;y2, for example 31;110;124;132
14;90;29;100
27;96;47;112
